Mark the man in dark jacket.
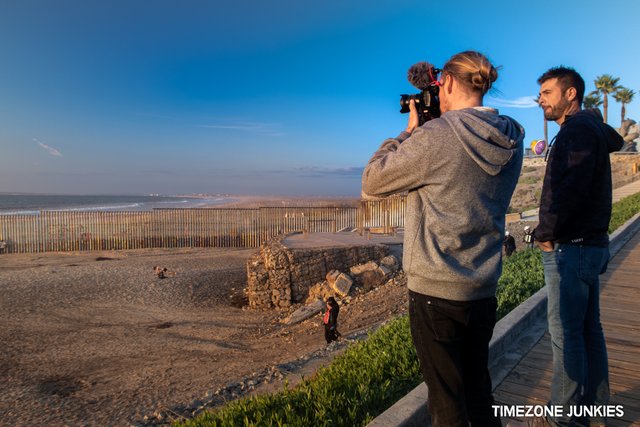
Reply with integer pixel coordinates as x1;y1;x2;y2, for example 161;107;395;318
510;67;623;427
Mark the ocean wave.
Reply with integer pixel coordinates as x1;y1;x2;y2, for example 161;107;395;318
155;199;190;205
0;209;41;216
0;196;235;215
63;203;145;212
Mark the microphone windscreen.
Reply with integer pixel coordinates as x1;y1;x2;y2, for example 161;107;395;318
407;62;435;90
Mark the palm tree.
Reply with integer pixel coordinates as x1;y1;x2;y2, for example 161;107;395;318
593;74;621;123
613;87;635;124
583;92;603;110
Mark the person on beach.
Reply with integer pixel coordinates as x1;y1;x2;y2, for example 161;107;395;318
362;50;523;427
153;266;176;279
503;231;516;257
509;67;623;427
323;297;340;344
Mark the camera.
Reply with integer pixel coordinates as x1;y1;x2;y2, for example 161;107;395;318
399;62;441;125
399;88;440;124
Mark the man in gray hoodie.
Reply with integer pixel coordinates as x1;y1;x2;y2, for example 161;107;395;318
362;51;524;427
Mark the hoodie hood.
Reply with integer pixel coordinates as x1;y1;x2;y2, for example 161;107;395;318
442;107;525;175
566;108;624;153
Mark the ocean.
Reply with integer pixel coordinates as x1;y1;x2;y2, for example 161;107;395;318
0;194;235;216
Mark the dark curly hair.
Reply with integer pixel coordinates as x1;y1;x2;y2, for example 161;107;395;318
537;66;585;104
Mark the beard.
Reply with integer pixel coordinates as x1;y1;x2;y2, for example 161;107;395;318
542;95;571;121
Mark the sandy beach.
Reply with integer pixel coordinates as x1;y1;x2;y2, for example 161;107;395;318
0;246;408;426
208;195;361;209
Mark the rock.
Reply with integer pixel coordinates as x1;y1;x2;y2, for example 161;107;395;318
379;255;399;271
356;270;385;292
620;119;635;135
350;261;378;276
306;280;333;303
283;299;325;325
377;264;392;278
325;269;341;283
331;273;353;297
618;120;639;152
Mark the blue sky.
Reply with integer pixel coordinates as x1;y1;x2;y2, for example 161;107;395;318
1;0;639;196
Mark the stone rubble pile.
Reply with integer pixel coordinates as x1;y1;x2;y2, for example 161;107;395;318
247;232;390;310
285;254;401;325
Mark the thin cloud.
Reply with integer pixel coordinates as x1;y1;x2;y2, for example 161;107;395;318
34;138;63;157
199;121;285;137
247;166;364;179
34;171;111;177
294;166;364;177
486;96;539;109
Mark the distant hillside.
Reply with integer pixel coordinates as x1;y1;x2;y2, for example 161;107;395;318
509;153;640;213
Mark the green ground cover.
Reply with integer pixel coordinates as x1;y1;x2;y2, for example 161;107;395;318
609;192;640;233
178;192;640;427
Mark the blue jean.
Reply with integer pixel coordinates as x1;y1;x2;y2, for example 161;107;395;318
542;243;610;426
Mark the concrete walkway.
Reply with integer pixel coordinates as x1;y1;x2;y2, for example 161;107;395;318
282;231;403;249
495;220;640;426
613;178;640;202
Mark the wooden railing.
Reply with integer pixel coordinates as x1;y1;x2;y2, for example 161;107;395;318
0;198;406;254
359;195;407;235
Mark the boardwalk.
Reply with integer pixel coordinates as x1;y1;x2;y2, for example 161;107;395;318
494;229;640;426
613;179;640;203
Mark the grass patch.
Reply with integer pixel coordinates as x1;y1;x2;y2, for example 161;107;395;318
496;249;544;319
609;192;640;233
517;176;541;185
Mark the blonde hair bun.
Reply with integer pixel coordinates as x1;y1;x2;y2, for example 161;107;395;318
443;51;498;94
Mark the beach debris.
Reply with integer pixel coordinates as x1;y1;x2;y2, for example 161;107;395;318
153;266;176;279
283;299;325;325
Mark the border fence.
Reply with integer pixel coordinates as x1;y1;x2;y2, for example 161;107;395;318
0;196;407;254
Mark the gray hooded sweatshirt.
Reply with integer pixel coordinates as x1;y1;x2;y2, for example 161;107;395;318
362;107;524;301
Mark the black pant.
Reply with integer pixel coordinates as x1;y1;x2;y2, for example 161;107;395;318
324;325;339;343
409;290;501;427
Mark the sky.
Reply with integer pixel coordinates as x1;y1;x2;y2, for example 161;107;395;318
1;0;639;197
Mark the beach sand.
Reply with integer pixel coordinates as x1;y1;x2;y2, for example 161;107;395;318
0;246;407;426
208;195;361;209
